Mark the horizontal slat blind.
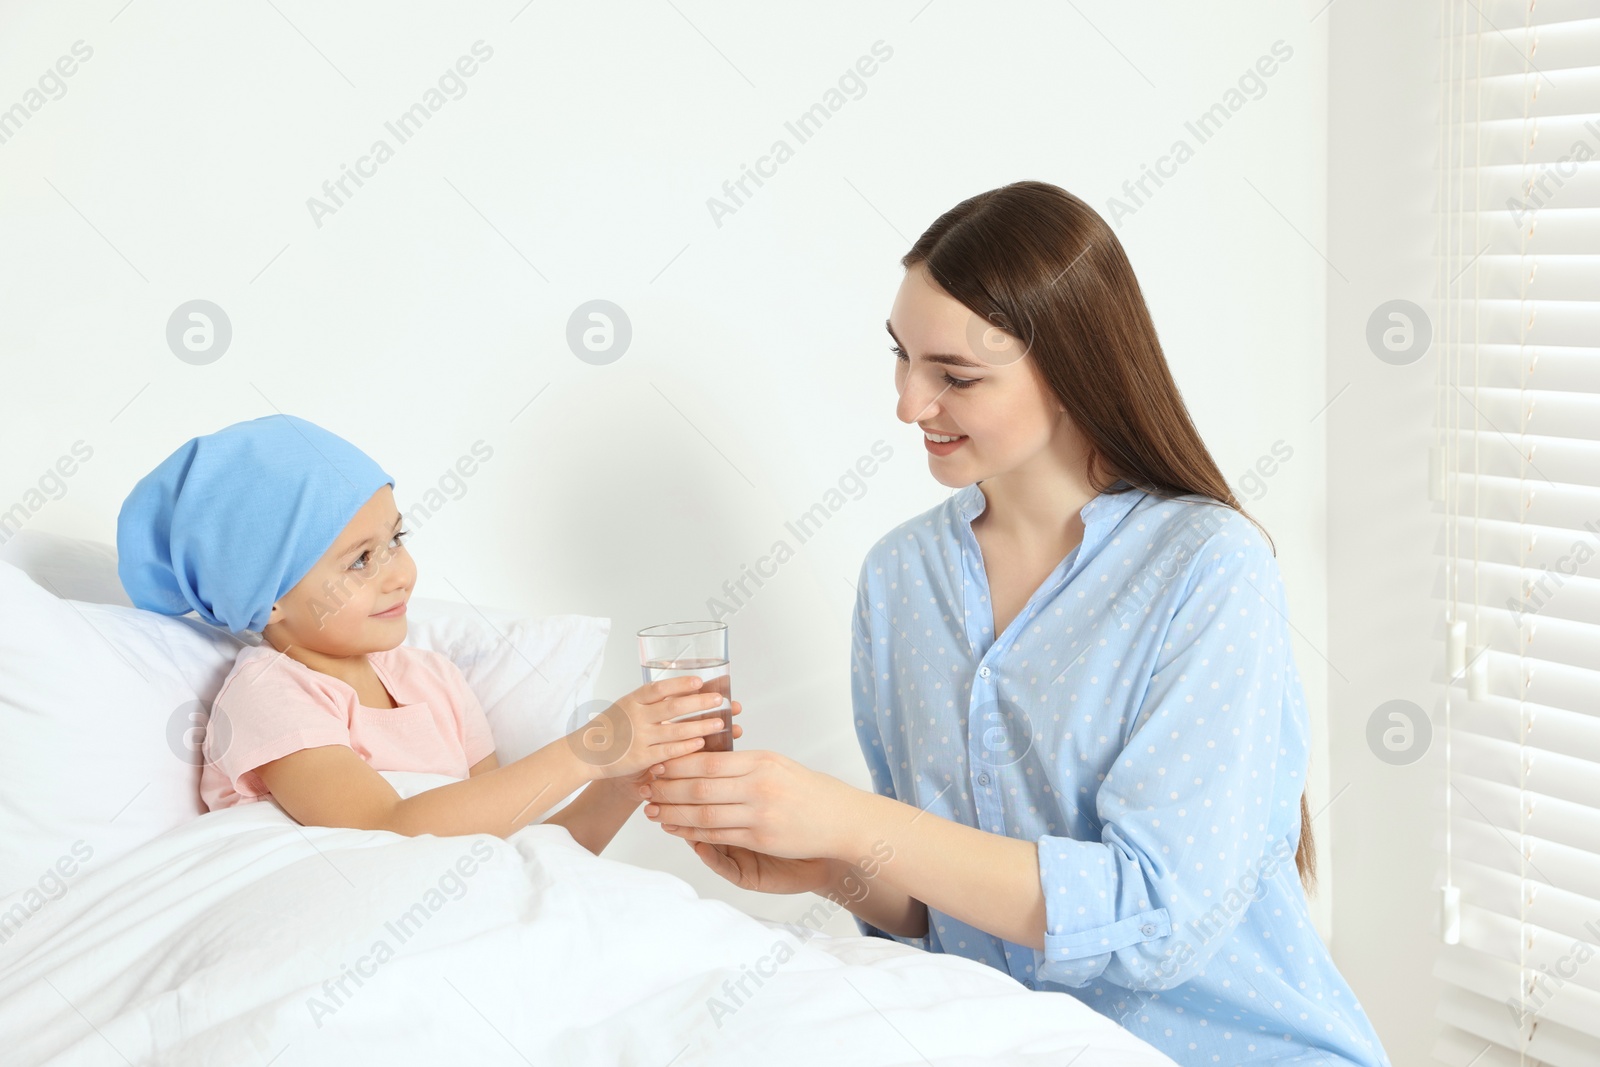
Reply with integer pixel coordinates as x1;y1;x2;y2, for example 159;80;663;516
1434;0;1600;1062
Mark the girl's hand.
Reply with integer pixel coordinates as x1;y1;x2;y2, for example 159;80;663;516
607;710;744;795
568;678;740;781
688;842;837;896
640;748;863;861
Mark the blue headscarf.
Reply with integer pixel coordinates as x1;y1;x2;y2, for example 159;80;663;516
117;414;393;634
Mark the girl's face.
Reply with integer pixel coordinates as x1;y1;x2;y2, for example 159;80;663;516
888;264;1073;489
263;485;415;656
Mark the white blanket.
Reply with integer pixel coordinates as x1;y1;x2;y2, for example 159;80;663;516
0;772;1177;1066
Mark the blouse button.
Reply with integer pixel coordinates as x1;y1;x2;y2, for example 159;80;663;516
978;773;991;787
1140;923;1157;937
979;666;991;677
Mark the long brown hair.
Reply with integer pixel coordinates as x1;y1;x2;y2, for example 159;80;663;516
902;179;1317;897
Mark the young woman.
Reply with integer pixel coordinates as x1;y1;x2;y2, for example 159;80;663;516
634;182;1391;1066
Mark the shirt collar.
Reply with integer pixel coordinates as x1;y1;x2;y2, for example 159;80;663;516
953;478;1145;547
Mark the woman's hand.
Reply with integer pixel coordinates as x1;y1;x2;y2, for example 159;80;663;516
639;748;865;862
607;707;744;795
688;842;838;896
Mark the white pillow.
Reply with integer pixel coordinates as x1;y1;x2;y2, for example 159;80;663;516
395;595;612;765
0;527;130;607
0;532;608;898
0;562;231;899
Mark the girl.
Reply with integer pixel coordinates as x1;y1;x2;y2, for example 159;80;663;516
635;182;1391;1066
116;413;740;852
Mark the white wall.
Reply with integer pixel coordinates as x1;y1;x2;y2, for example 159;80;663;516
1326;2;1447;1064
1;0;1356;1022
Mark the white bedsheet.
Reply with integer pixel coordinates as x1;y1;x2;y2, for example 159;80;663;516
0;772;1178;1066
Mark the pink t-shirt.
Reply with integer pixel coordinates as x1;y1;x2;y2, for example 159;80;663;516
199;643;498;811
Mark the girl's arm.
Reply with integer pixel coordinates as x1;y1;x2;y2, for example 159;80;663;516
254;675;728;839
541;778;645;855
468;746;642;855
258;736;597;839
548;706;744;855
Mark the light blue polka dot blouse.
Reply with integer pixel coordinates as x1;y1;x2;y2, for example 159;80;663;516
849;478;1390;1067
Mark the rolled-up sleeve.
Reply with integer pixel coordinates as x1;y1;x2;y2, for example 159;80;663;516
848;557;937;954
1034;531;1306;990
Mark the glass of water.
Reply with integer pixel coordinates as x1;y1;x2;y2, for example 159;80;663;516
637;620;732;752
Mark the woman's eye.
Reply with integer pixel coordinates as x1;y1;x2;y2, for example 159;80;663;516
893;345;977;388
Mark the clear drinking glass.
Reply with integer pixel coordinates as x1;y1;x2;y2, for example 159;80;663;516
637;620;732;752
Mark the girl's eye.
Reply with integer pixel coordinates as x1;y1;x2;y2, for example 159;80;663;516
350;529;410;571
891;344;978;389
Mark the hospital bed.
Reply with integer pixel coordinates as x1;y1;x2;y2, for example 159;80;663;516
0;529;1179;1066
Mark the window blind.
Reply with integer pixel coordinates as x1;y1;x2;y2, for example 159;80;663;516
1431;1;1600;1065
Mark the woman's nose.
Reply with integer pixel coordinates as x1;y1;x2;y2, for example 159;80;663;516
896;374;946;426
